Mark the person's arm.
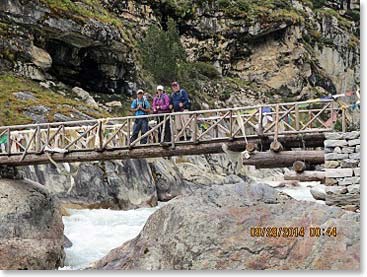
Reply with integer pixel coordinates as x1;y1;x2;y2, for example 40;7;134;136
131;100;138;112
181;89;189;108
152;97;157;112
161;94;170;111
142;100;151;113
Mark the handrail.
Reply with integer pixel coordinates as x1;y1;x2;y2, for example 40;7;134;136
0;99;334;131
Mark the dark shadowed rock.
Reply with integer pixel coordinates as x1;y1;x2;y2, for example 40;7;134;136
0;179;65;269
91;181;359;270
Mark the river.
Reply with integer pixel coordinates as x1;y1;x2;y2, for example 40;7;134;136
60;203;164;270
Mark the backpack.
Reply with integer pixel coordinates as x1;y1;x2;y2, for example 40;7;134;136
179;89;191;110
135;98;147;109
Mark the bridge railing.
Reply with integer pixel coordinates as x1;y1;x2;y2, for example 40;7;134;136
0;99;342;159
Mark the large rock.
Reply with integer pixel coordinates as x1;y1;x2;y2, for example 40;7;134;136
20;160;158;210
71;87;99;109
29;45;52;69
148;158;190;201
91;181;359;270
0;179;65;269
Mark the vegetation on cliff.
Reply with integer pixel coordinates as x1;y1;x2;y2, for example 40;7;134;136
0;74;108;125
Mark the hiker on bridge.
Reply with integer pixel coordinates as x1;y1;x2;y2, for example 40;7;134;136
152;85;171;145
170;81;192;141
130;89;151;145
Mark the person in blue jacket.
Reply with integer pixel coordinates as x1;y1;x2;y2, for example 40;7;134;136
130;89;151;145
170;81;191;140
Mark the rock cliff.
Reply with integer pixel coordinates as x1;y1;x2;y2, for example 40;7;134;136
0;0;360;110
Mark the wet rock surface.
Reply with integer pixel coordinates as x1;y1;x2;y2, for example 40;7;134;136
91;181;359;270
0;178;65;269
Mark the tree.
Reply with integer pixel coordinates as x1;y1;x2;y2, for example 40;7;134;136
139;18;185;85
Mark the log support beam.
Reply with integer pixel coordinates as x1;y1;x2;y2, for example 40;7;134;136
0;134;325;168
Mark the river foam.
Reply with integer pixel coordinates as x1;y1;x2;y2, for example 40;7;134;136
60;204;164;270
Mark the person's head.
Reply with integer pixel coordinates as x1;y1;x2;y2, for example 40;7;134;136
156;85;164;95
137;89;144;99
171;81;180;92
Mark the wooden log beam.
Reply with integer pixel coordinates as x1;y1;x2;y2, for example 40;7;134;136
284;171;326;182
244;151;324;168
0;135;325;167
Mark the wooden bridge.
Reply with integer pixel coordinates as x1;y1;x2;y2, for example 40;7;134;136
0;99;346;167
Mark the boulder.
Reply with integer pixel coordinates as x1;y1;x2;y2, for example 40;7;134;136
91;181;359;270
0;179;65;269
13;91;36;101
325;192;360;209
72;87;99;109
29;45;52;69
310;187;326;200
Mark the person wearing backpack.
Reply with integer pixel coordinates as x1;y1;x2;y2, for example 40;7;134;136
130;89;151;146
170;81;192;141
153;85;171;145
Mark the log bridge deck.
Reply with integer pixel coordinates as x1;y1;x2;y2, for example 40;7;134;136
0;99;345;168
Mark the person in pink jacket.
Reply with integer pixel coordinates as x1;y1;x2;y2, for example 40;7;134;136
152;85;171;145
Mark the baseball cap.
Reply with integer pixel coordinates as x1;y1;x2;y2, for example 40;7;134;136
137;89;144;94
171;81;179;86
157;85;164;91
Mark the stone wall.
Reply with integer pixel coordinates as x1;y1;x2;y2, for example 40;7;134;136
324;131;360;211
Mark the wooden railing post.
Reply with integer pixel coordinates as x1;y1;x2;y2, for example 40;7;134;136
61;125;65;148
127;118;131;146
161;115;167;143
170;114;175;149
270;104;283;153
193;113;198;143
257;107;263;136
6;128;11;156
275;104;279;141
36;126;41;153
97;120;103;151
295;103;300;131
229;110;233;139
342;108;346;132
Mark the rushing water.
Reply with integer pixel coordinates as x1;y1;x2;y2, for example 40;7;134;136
60;204;164;270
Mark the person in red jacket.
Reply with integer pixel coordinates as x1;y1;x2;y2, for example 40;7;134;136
152;85;171;145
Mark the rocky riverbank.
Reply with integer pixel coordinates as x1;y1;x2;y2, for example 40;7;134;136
0;178;65;270
91;180;360;270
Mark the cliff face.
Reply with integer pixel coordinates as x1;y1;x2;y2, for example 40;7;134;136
0;0;360;111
